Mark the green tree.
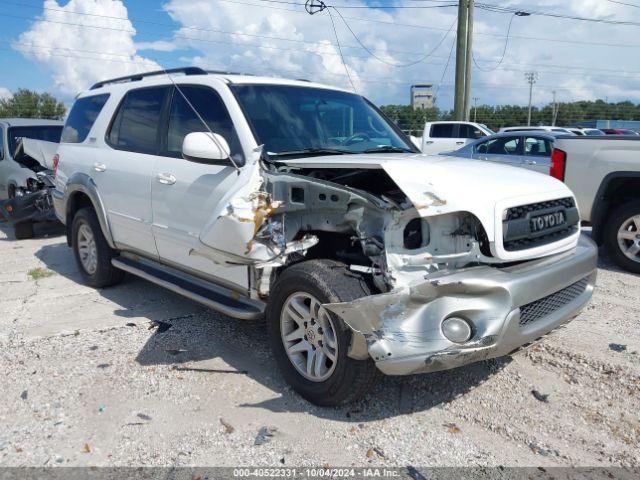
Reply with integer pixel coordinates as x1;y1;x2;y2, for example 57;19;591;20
0;89;66;119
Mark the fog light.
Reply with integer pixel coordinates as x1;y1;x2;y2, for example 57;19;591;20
442;317;472;343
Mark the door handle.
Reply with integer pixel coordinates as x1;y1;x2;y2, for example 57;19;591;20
456;141;465;145
93;163;106;172
425;141;434;145
156;173;177;185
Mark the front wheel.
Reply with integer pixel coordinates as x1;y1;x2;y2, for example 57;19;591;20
267;260;378;406
14;221;34;240
604;200;640;274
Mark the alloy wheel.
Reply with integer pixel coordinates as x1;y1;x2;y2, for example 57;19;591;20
280;292;339;382
77;223;98;275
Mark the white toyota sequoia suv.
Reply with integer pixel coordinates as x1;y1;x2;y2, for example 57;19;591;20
53;67;597;405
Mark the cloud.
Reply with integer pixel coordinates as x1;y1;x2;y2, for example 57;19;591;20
135;40;179;52
158;0;640;107
14;0;161;95
0;87;11;100
13;0;640;107
162;0;456;101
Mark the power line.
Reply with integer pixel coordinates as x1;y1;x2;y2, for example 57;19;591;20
6;0;640;50
606;0;640;8
471;12;518;72
477;2;640;27
325;6;356;92
330;7;457;67
6;7;640;81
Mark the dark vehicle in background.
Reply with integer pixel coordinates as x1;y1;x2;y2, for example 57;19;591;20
446;131;559;175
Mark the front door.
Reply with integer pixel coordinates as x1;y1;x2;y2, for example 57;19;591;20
473;136;523;167
151;84;249;289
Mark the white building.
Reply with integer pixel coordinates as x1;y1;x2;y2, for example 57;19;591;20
410;84;434;109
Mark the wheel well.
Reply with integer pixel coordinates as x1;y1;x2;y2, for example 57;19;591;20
593;175;640;244
65;191;94;246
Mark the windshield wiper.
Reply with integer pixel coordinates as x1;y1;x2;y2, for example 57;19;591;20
271;148;355;157
363;146;413;153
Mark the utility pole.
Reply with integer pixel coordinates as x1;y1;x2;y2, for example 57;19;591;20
551;90;558;126
525;71;538;126
463;0;475;121
473;97;479;122
454;0;468;120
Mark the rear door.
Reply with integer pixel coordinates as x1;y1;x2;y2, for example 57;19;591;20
93;85;171;258
522;135;552;174
151;84;249;289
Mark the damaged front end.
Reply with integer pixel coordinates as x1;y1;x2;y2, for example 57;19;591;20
0;139;58;227
190;148;597;375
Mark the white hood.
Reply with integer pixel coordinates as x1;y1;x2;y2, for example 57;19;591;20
281;153;578;260
18;138;59;169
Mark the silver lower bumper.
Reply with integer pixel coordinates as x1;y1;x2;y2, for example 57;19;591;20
324;235;598;376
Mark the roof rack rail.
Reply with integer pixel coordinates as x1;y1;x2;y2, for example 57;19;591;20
90;67;207;90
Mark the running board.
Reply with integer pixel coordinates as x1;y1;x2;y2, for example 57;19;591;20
111;257;265;320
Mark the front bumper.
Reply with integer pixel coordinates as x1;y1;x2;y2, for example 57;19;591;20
0;189;56;225
324;235;598;375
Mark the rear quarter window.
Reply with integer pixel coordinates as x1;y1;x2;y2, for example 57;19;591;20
62;94;110;143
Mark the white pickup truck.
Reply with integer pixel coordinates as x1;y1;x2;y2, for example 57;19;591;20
421;121;492;154
551;136;640;273
53;68;597;405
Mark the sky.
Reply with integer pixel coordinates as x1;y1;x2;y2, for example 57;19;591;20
0;0;639;110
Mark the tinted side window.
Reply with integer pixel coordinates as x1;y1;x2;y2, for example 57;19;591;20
459;124;484;139
108;87;169;154
166;85;243;163
482;137;521;155
524;137;551;156
62;94;109;143
430;123;455;138
0;127;4;159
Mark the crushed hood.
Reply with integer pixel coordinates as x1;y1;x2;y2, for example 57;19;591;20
17;138;59;170
280;153;575;245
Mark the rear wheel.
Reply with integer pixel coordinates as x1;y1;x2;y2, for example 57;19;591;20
71;207;124;287
267;260;378;406
604;200;640;274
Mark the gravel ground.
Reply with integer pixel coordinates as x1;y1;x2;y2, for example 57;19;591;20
0;223;638;468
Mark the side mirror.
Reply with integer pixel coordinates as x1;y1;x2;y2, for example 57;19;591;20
182;132;231;163
473;130;483;139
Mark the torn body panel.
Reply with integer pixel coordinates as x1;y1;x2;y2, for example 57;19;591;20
187;150;596;374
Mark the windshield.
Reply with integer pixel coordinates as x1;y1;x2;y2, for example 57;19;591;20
8;126;63;155
231;84;415;157
478;124;493;136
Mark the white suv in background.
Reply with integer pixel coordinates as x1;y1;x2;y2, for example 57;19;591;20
53;67;597;406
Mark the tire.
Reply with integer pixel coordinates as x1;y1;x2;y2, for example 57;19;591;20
14;221;34;240
604;200;640;274
71;207;124;288
267;260;378;406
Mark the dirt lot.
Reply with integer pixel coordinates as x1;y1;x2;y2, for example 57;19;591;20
0;223;638;468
